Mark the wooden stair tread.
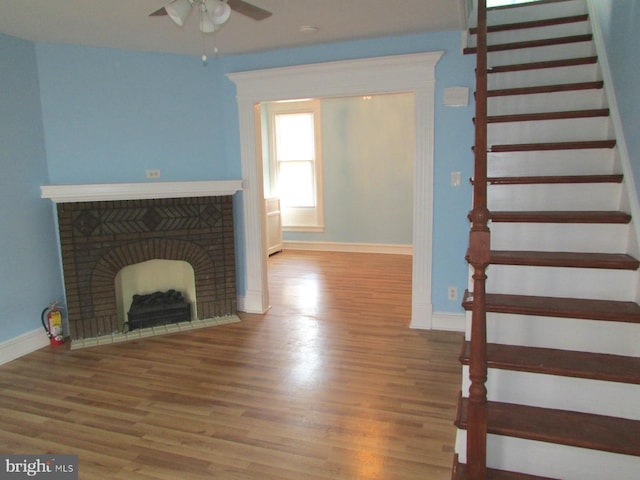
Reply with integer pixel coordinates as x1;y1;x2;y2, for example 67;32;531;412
469;14;589;35
486;174;622;185
462;290;640;323
490;140;616;152
464;34;592;55
488;56;598;73
452;456;560;480
486;108;609;123
456;397;640;457
487;81;604;97
460;341;640;384
489;250;638;269
490;210;630;223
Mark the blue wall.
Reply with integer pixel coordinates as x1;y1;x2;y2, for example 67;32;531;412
0;34;64;343
590;0;640;189
36;46;238;183
281;93;415;246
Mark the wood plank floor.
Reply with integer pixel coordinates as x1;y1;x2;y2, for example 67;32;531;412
0;250;462;479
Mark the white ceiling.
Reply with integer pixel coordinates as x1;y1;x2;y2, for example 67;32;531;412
0;0;467;57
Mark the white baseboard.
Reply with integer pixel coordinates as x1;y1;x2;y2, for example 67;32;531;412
0;328;49;366
282;241;412;255
411;311;465;332
432;312;466;332
410;299;433;329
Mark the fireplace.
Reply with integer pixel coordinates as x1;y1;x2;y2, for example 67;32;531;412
42;181;242;342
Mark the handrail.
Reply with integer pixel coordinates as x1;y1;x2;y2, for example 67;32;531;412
465;0;490;478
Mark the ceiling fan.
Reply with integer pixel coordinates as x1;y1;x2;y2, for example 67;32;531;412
150;0;271;62
150;0;272;32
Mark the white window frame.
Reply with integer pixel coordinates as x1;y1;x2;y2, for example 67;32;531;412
266;99;324;232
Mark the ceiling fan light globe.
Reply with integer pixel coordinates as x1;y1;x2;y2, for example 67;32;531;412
205;0;231;25
165;0;193;26
199;11;218;33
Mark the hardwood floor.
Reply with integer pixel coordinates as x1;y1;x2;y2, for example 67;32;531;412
0;250;462;479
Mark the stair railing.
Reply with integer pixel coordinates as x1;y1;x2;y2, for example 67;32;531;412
466;0;490;478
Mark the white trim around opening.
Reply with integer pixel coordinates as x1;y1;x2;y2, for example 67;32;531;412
228;51;443;328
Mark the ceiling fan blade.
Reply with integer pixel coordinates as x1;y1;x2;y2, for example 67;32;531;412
149;6;168;16
227;0;272;20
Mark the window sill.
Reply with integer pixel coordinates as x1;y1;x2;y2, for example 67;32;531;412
283;225;325;233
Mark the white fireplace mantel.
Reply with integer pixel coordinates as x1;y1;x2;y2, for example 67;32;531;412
41;180;243;203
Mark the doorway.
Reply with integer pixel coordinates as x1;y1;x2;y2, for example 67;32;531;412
228;52;442;329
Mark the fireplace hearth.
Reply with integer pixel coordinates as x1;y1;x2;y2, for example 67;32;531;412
126;289;191;332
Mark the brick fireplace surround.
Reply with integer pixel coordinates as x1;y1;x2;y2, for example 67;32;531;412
42;181;242;341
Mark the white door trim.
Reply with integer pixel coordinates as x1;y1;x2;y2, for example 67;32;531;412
228;51;443;328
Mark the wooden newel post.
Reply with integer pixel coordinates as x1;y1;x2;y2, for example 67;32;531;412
466;208;490;480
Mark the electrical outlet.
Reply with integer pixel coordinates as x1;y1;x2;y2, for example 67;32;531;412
448;286;458;301
146;169;160;179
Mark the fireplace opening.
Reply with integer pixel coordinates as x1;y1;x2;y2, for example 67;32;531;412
115;259;197;331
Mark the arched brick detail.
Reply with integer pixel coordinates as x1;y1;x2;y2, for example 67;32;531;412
56;196;236;340
90;239;215;334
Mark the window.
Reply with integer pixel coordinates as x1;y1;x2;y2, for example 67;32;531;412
266;99;323;231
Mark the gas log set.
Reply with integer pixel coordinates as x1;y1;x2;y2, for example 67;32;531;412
125;289;191;331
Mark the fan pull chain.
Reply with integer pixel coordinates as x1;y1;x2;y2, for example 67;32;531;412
200;32;220;65
201;29;208;65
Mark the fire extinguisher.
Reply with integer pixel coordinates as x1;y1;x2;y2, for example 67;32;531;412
41;301;65;347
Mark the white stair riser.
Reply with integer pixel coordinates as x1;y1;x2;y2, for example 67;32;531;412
487;41;595;67
488;64;600;90
484;0;588;26
461;367;640;419
488;117;612;145
488;89;607;115
489;222;630;253
488;149;617;177
485;264;637;301
465;312;640;357
488;183;621;211
469;21;591;48
455;430;640;480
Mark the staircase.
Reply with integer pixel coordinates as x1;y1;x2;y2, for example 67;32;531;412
453;0;640;478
